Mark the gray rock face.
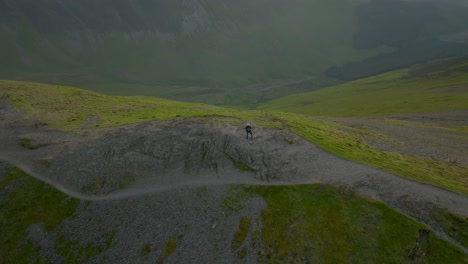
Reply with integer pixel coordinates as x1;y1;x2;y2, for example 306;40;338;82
49;120;300;195
1;117;467;217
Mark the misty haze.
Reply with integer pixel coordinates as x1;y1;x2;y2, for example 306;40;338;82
0;0;467;263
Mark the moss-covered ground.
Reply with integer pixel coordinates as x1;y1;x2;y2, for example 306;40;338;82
0;167;79;263
248;184;467;263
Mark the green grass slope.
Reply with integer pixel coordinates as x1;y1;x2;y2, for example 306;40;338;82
250;184;467;263
0;80;257;130
279;112;468;195
1;80;467;194
259;58;468;116
0;166;79;263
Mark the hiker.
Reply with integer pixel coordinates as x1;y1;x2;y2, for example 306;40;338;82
245;123;253;139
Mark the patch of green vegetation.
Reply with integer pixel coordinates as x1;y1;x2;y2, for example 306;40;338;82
375;117;468;133
10;240;50;264
84;200;92;209
0;167;79;263
284;137;295;144
55;229;114;263
82;177;106;194
237;247;248;260
260;63;468;116
106;229;117;250
250;227;263;253
338;122;404;146
432;208;468;248
164;237;177;257
41;158;51;168
248;184;467;263
196;185;208;196
141;243;152;257
118;175;138;189
232;216;252;251
82;175;138;194
184;159;190;173
224;152;257;173
19;137;40;150
221;185;254;212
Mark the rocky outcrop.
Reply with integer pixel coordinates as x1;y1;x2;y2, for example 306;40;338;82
48;120;300;195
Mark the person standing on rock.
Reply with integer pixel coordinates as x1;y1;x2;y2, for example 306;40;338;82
245;123;253;140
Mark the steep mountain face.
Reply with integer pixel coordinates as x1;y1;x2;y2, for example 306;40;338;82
327;0;468;80
0;0;232;71
1;0;467;105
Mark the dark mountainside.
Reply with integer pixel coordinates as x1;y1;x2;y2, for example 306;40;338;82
326;0;468;80
1;0;468;105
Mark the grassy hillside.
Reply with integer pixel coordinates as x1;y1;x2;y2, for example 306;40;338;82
250;184;467;263
259;57;468;116
0;80;257;130
1;80;467;194
256;59;468;194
